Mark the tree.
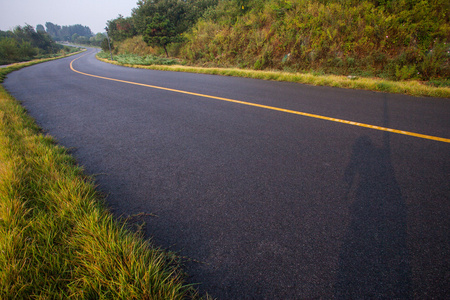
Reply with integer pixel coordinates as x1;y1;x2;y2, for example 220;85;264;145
134;0;190;35
143;13;181;57
36;24;45;32
106;15;136;42
45;22;61;40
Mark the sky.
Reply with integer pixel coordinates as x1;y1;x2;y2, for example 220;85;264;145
0;0;138;34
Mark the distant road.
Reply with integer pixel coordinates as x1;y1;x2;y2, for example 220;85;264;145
4;49;450;299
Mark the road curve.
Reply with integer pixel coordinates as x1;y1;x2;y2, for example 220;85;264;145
4;49;450;299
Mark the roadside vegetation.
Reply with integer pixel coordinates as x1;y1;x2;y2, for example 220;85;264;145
0;25;80;65
96;52;450;98
43;22;107;47
182;0;450;82
0;57;199;298
103;0;450;97
97;51;180;66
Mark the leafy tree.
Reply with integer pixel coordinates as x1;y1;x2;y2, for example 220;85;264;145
117;0;217;55
106;15;136;42
143;13;181;57
132;0;218;36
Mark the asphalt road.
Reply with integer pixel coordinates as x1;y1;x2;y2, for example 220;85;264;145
4;49;450;299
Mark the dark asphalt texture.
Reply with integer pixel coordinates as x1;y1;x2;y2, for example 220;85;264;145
4;49;450;299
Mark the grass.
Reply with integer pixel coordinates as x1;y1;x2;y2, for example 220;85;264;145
97;51;181;66
97;52;450;98
0;55;200;298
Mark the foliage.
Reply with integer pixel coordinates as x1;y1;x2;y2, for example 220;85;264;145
143;13;181;57
132;0;218;35
115;35;156;56
0;25;60;65
107;0;219;56
101;0;449;82
106;15;137;42
180;0;450;81
45;22;93;41
36;24;45;32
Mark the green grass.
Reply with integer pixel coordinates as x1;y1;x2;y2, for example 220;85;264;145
0;56;200;299
97;53;450;98
97;51;180;66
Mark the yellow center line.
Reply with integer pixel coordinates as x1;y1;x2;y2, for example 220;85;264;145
70;53;450;143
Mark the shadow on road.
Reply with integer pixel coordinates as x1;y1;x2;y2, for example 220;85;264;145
335;99;412;299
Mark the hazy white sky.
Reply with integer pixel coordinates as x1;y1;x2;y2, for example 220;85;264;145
0;0;137;33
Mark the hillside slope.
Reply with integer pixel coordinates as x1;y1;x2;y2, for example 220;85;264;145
106;0;449;83
180;0;450;81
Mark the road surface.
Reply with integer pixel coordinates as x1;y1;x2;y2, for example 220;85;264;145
4;49;450;299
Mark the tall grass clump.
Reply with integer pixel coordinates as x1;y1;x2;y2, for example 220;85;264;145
0;61;198;298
